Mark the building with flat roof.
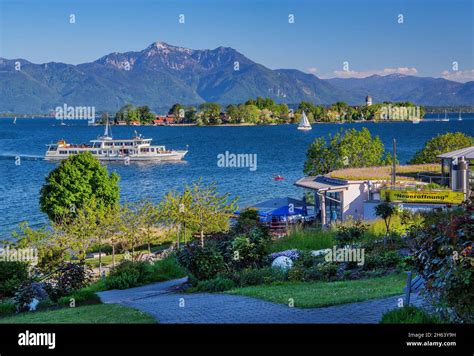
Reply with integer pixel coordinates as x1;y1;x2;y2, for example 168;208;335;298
295;157;469;226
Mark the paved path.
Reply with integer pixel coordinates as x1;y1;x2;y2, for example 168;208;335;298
98;278;425;324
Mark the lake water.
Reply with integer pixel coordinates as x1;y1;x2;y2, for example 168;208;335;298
1;114;473;238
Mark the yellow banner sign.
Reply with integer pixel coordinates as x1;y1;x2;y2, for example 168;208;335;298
380;189;465;204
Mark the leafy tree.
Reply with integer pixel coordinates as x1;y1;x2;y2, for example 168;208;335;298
275;103;289;119
237;104;259;124
136;200;161;253
39;152;120;223
225;104;239;123
303;136;339;175
94;204;121;271
160;180;237;247
56;200;102;261
168;103;183;118
188;180;238;246
11;223;66;272
115;104;140;124
297;101;316;115
409;132;474;164
184;106;197;123
136;105;155;124
374;202;397;235
304;128;385;175
158;188;193;247
199;103;221;124
118;203;142;257
338;128;385;167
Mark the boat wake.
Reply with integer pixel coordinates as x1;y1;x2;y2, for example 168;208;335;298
0;153;44;161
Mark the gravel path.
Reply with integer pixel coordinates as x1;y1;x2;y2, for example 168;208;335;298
98;278;425;324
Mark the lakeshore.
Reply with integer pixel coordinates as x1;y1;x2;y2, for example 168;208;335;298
1;116;473;237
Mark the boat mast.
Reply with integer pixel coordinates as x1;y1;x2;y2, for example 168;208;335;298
103;116;112;139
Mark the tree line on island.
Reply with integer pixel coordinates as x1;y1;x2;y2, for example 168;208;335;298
106;97;425;126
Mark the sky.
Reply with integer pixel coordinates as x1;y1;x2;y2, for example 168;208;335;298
0;0;473;82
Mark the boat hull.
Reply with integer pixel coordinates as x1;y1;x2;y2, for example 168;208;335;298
297;127;312;130
45;150;188;162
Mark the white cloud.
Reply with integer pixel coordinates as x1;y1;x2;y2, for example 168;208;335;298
330;67;418;79
307;67;318;74
441;69;474;83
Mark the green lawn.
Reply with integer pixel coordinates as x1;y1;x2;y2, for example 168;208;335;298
229;273;406;308
270;228;334;252
0;304;155;324
85;254;126;267
85;243;173;267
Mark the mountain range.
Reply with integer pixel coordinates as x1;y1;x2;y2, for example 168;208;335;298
0;41;472;113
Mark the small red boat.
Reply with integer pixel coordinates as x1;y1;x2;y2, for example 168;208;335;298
273;174;284;181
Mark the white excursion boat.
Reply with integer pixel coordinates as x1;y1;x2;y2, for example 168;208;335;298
45;120;188;162
297;111;312;130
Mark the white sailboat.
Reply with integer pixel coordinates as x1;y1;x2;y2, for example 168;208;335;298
297;111;312;130
458;111;462;121
13;117;17;125
441;110;449;122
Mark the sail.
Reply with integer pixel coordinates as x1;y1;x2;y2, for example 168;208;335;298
298;111;312;129
100;117;113;139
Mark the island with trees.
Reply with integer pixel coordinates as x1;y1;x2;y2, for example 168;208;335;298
106;97;425;126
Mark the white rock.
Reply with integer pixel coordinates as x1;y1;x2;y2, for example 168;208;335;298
28;298;40;311
311;249;331;257
271;256;293;270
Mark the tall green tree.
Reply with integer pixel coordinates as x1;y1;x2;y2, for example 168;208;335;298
39;152;120;223
374;202;397;235
188;180;238;246
56;199;102;261
237;104;259;124
159;180;237;247
304;128;386;176
137;105;155;124
136;200;161;253
409;132;474;164
118;203;142;257
199;103;221;124
168;103;183;118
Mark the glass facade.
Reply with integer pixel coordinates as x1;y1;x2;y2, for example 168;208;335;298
325;192;342;223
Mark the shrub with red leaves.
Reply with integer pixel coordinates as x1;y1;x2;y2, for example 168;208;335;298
408;200;473;323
